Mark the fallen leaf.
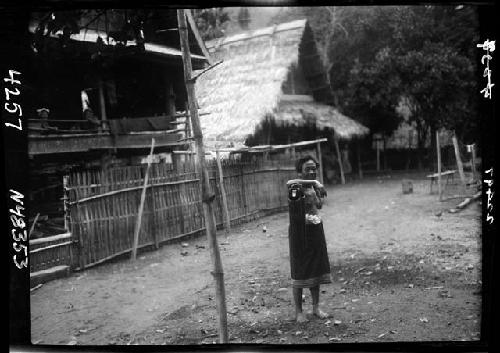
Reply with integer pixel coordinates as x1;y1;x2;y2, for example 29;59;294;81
419;317;429;323
408;284;414;288
295;331;303;336
329;337;342;342
377;332;386;339
181;243;189;248
155;329;165;334
333;320;341;325
324;320;331;325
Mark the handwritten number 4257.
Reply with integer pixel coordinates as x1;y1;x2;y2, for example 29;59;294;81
4;70;22;130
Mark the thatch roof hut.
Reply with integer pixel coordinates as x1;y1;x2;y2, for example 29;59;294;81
195;19;369;148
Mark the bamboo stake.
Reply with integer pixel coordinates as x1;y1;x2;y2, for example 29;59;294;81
452;133;466;192
216;149;231;236
333;133;345;184
316;141;324;184
436;131;443;201
28;213;40;238
177;9;228;343
131;138;155;260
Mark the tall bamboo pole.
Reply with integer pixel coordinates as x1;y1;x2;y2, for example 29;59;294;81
177;10;228;343
436;131;443;201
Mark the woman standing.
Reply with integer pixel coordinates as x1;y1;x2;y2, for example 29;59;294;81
287;155;331;322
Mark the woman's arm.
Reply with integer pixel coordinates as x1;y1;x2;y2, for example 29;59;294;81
287;179;327;198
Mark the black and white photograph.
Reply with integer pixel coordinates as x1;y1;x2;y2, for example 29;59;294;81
4;1;496;349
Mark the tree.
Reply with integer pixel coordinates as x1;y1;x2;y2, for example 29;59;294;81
326;5;479;170
192;8;230;41
237;7;251;30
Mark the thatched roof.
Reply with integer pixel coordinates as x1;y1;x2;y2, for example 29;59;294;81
196;19;369;145
275;95;369;139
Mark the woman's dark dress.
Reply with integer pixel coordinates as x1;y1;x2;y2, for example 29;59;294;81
288;185;331;288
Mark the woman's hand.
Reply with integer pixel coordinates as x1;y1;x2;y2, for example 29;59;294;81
314;181;327;198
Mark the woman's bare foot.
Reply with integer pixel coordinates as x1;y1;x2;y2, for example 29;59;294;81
295;312;308;323
312;307;329;319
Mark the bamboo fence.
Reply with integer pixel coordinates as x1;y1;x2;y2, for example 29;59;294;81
30;159;295;272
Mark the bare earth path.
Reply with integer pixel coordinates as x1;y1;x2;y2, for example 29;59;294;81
31;173;482;345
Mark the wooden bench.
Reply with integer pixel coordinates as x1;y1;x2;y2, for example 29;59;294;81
426;170;456;194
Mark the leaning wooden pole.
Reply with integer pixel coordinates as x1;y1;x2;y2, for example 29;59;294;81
216;148;231;236
177;9;228;343
436;131;443;201
333;133;345;184
452;132;466;192
131;138;155;260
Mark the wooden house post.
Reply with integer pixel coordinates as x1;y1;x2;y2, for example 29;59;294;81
97;78;107;131
436;131;443;201
356;139;363;179
316;141;324;184
178;9;228;343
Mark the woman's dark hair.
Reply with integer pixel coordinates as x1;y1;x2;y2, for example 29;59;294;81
295;155;319;173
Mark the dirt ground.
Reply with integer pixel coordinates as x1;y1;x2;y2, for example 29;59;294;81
30;172;482;345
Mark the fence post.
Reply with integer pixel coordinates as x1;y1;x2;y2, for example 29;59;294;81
240;162;248;218
216;149;231;235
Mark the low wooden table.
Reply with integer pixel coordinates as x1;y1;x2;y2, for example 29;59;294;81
426;170;456;194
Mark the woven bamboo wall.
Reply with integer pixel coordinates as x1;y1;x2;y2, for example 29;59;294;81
62;159;295;270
